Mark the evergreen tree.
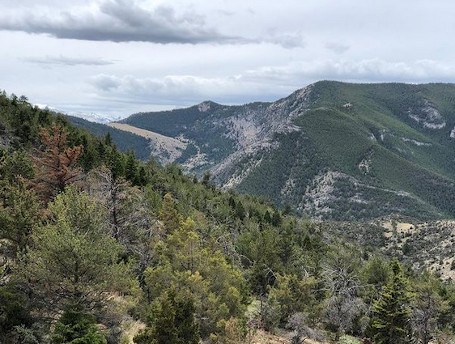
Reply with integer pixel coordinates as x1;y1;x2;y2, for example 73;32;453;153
125;151;139;184
159;193;181;234
152;293;179;344
175;298;199;344
134;292;199;344
371;260;412;344
271;210;282;226
22;187;136;315
0;285;32;341
234;201;246;221
201;171;211;187
411;274;444;344
52;304;106;344
104;132;113;147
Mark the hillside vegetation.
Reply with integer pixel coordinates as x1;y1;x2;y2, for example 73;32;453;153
112;81;455;221
2;91;455;343
67;115;152;160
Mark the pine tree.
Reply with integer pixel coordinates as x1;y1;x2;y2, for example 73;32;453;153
125;151;139;184
134;292;199;344
264;210;272;224
371;260;412;344
32;124;83;204
153;293;179;344
271;210;282;226
159;193;181;234
175;298;199;344
411;274;443;344
51;304;106;344
235;201;246;221
23;187;136;315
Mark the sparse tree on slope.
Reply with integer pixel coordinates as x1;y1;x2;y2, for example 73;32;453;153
371;260;412;344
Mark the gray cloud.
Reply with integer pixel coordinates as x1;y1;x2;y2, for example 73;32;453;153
264;31;305;49
0;0;238;44
0;0;306;48
325;42;350;54
24;55;114;66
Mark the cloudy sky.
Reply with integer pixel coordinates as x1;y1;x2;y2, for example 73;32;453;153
2;0;455;120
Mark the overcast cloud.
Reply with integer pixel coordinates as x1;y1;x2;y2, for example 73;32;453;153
1;0;455;119
0;0;237;44
24;55;115;66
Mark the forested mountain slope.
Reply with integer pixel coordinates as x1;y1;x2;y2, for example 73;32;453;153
117;81;455;220
2;90;455;344
67;115;152;160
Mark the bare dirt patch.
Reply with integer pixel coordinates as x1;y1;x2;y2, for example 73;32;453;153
108;122;187;164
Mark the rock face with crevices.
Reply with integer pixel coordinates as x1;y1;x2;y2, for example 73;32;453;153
407;100;446;129
113;81;455;220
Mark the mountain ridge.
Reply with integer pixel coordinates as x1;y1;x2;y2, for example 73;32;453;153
92;81;455;220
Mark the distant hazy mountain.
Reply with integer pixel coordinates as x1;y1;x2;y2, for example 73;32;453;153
69;112;124;124
92;81;455;220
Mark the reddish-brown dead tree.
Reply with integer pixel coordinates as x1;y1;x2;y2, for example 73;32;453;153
32;124;83;204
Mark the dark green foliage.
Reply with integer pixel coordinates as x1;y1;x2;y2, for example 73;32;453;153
0;149;34;182
271;210;282;226
52;305;106;344
0;286;31;339
235;200;246;220
159;193;181;233
23;187;136;315
134;293;199;344
201;171;211;187
0;182;40;255
371;260;412;344
0;91;151;186
174;298;199;344
67;115;151;160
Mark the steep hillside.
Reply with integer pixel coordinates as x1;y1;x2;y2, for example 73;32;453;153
116;81;455;220
67;115;152;160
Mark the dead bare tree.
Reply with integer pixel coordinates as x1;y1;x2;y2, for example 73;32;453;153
411;279;442;344
86;166;159;277
322;257;366;341
286;312;325;344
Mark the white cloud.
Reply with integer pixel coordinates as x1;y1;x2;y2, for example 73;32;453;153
90;73;281;105
241;59;455;84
